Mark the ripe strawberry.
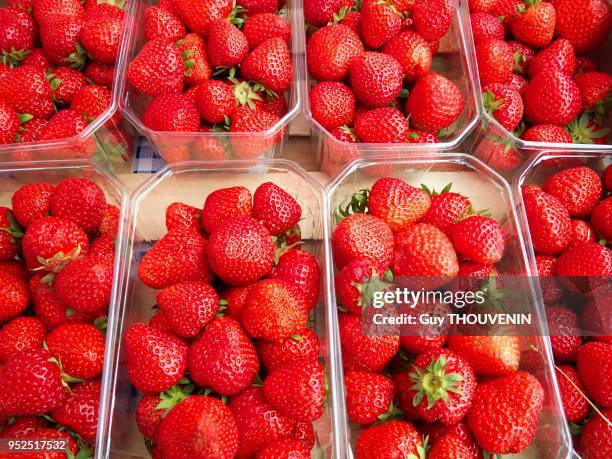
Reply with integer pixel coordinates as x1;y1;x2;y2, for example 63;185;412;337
528;39;577;78
522;124;573;142
221;285;253;319
243;13;290;49
546;306;582;361
407;129;440;143
201;186;252;234
49;66;87;106
0;317;45;364
339;312;399;372
344;371;393;426
334;260;386;315
580;409;612;459
412;0;453;41
555;364;589;423
470;12;505;43
257;327;320;373
32;0;83;21
269;248;321;309
467;372;544;454
349;52;403;108
242;39;292;95
575;71;612;111
241;278;308;340
173;0;233;37
49;177;105;231
399;302;450;354
332;213;394;271
447;335;520;377
194;80;235;124
165;202;201;233
228;386;294;457
450;215;505;264
304;0;354;26
257;438;310;458
482;83;523;131
0;414;46;437
592;197;612;240
80;13;123;65
0;260;28;280
38;14;83;66
554;0;611;53
127;39;183;97
229;105;283;158
142;94;199;132
207;20;248;69
0;7;35;55
475;38;513;85
125;323;188;394
428;433;477;459
37;109;89;142
511;0;555;48
355;420;423;459
406;72;464;131
568;219;597;248
577;341;612;407
382;30;432;81
524;70;582;125
188;316;259;395
522;186;572;255
1;65;54;119
0;207;20;262
21;48;50;70
71;84;112;120
136;393;169;441
534;255;562;303
420;187;471;236
490;0;523;27
263;360;325;422
157;395;239;458
309;81;355;130
360;0;403;48
542;167;602;217
557;243;612;291
307;24;364;81
145;6;186;42
0;349;67;415
54;255;113;313
51;380;100;441
139;229;213;289
354;107;408;143
18;117;48;144
45;323;105;379
0;101;20;145
252;182;301;236
507;40;534;74
84;62;114;88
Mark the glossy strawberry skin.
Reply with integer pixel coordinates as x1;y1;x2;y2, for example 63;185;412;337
50;177;106;231
523;70;582;126
136;394;164;441
243;13;291;49
450;215;505;264
268;248;321;310
420;191;471;236
522;124;573;143
307;24;364;82
195;80;235;124
542;167;602;218
511;0;555;48
309;81;355;130
349;52;403;108
355;419;422;459
577;341;612;408
172;0;233;37
201;186;252;234
304;0;354;26
45;323;105;379
1;65;54;119
360;0;403;48
257;438;310;458
592;197;612;241
522;186;572;255
354;107;409;143
207;19;249;67
241;37;292;93
528;39;576;78
554;0;611;53
382;30;432;82
257;327;320;373
555;364;589;423
475;38;513;85
470;11;505;43
546;306;582;362
252;182;301;236
54;255;113;313
345;370;393;425
50;380;100;441
580;409;612;459
165;202;201;232
556;242;612;277
412;0;454;41
482;83;524;131
144;6;186;42
406;73;464;131
575;71;612;110
127;39;183;97
447;335;520;377
0;316;45;364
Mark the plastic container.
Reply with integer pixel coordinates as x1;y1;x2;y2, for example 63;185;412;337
0;160;127;456
119;0;305;163
0;1;136;163
304;0;481;176
99;159;344;458
325;154;573;458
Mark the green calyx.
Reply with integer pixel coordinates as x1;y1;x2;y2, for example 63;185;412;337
156;378;194;416
338;125;358;142
0;211;24;243
566;113;610;144
334;189;369;223
421;183;453;196
33;244;84;284
330;5;352;24
1;47;31;67
482;90;503;114
65;42;88;70
352;267;393;310
409;354;464;409
513;52;527;74
230;78;263;109
407;435;429;459
376;402;404;423
228;0;247;27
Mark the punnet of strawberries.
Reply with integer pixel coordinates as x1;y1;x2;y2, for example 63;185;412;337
306;0;467;145
522;160;612;459
471;0;612;145
0;0;128;148
123;182;325;458
126;0;294;159
0;176;120;456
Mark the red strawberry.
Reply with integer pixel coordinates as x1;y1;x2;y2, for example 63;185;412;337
139;229;213;289
0;101;19;145
71;84;112;120
243;13;291;49
49;66;87;106
450;215;505;264
522;186;572;255
157;396;239;458
1;65;54;119
354;107;408;143
349;51;403;108
136;392;174;442
252;182;301;236
0;415;46;437
229;105;283;159
360;0;403;48
157;281;219;338
482;83;524;131
420;187;471;236
577;341;612;408
490;0;523;27
557;241;612;279
38;14;83;66
399;302;449;354
125;323;188;393
528;39;577;78
238;0;278;15
511;0;555;48
575;71;612;111
447;335;520;377
268;248;320;309
0;207;20;262
165;202;201;232
21;48;50;70
428;433;477;459
508;40;534;74
406;72;464;131
45;323;105;379
222;285;253;319
309;81;355;130
176;33;213;87
470;12;505;43
257;438;310;458
580;409;612;459
127;39;183;97
172;0;233;37
412;0;453;41
145;6;186;42
522;124;573;142
228;386;294;458
546;306;582;361
332;213;394;271
195;80;235;124
142;93;199;132
241;37;292;93
355;420;424;459
554;0;611;53
334;259;387;315
18;117;48;144
304;0;354;26
241;279;308;340
306;24;364;81
263;360;325;422
542;166;602;217
257;327;320;373
407;129;440;143
592;197;612;241
54;255;113;313
80;14;123;65
50;177;105;231
201;186;252;234
37;109;90;143
32;0;83;24
382;30;432;81
568;219;597;248
0;260;28;280
188;316;259;395
535;255;562;303
345;370;393;426
0;349;67;415
368;177;430;232
50;380;100;441
207;19;248;68
555;364;589;423
0;7;35;55
524;70;582;125
467;372;544;454
0;317;45;364
475;38;513;85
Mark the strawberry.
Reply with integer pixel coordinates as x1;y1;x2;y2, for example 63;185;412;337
546;306;582;361
85;62;115;88
136;392;173;442
567;113;610;145
467;371;544;454
263;361;325;422
407;129;440;143
382;30;432;81
306;24;364;81
138;229;213;289
241;38;292;93
332;213;394;271
18;117;48;144
475;38;513;85
229;386;294;457
293;421;315;447
49;177;105;231
349;51;403;108
0;415;46;437
257;438;310;458
241;278;308;340
49;66;87;106
32;0;83;21
157;396;239;458
148;310;174;334
344;371;393;426
412;0;453;41
0;101;20;145
522;124;573;142
355;420;424;459
580;409;612;459
420;187;471;236
243;13;291;49
309;81;355;130
0;317;45;364
80;13;123;65
1;65;54;119
482;83;523;131
145;6;186;42
447;335;520;376
535;255;563;303
605;165;612;192
339;312;399;372
207;215;275;285
360;0;403;49
0;207;20;262
0;7;35;55
354;107;408;143
54;255;113;313
157;281;219;338
470;12;505;44
368;177;430;232
201;186;252;234
334;260;387;315
304;0;354;26
195;80;235;124
577;341;612;408
238;0;277;14
165;202;201;232
406;72;464;131
575;71;612;111
125;323;188;394
188;316;259;395
222;285;253;319
71;84;112;120
557;241;612;278
428;433;477;459
524;70;582;125
0;349;67;415
399;302;449;354
569;218;597;248
490;0;523;27
257;327;320;373
207;19;249;68
50;380;100;441
522;185;572;255
229;105;283;158
21;48;50;70
38;109;90;143
528;39;577;78
542;166;602;217
252;181;301;236
555;364;589;423
173;0;233;37
450;215;505;264
268;248;321;310
508;40;534;74
592;197;612;241
0;260;28;280
127;39;183;97
554;0;611;53
511;0;555;48
142;94;199;132
38;14;83;66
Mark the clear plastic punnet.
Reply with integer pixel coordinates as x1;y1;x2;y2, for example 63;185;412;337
99;159;345;458
324;154;573;458
119;0;305;163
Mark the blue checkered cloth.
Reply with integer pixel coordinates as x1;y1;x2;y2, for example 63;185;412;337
132;138;167;173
